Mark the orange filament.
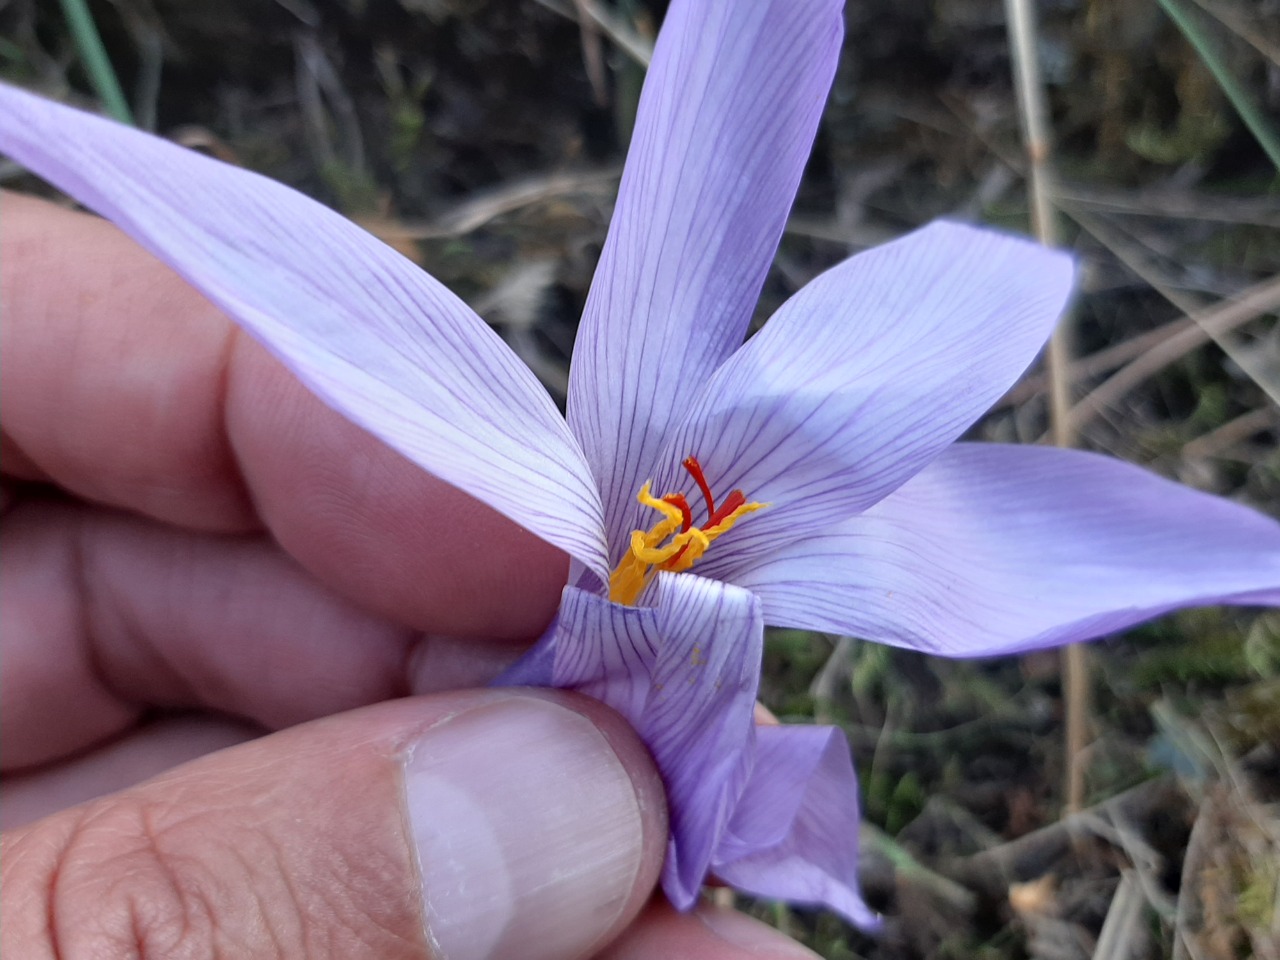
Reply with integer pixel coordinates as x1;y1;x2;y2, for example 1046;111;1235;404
608;457;766;606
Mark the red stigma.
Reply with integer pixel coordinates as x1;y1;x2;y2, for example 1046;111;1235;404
663;493;693;532
708;489;747;529
682;456;717;516
680;457;748;531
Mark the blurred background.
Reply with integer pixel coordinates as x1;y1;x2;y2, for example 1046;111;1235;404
2;0;1277;956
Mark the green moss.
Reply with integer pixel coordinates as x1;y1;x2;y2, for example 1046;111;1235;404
1129;610;1258;688
1237;858;1278;933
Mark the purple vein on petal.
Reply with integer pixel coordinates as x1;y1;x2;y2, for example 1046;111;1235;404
550;575;763;907
655;222;1075;579
714;724;879;930
735;442;1280;655
0;84;608;577
567;0;845;561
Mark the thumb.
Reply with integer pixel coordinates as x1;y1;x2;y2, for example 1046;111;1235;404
2;690;667;960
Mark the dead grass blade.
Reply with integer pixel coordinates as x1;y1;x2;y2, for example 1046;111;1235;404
1068;273;1280;432
1004;0;1092;818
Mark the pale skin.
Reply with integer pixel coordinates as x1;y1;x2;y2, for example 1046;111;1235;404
0;192;820;960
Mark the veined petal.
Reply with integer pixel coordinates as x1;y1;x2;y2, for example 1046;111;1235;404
0;84;608;578
650;222;1074;577
647;576;763;904
734;443;1280;656
713;725;878;930
567;0;843;561
550;575;763;907
549;585;660;722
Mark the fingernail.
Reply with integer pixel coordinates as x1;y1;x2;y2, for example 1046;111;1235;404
697;906;825;958
404;698;644;960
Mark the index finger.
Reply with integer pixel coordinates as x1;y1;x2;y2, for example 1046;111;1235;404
1;192;566;639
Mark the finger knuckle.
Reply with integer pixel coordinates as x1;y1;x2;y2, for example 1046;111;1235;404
34;783;425;960
45;793;298;959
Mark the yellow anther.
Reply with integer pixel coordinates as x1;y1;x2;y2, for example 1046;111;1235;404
705;499;766;537
632;527;709;566
607;469;767;606
636;482;684;528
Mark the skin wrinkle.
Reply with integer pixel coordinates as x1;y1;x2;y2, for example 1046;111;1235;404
240;833;304;960
133;741;391;957
134;799;210;956
212;323;255;527
0;432;47;481
4;497;451;772
38;819;72;960
321;843;422;960
83;516;193;710
67;509;150;745
47;800;190;958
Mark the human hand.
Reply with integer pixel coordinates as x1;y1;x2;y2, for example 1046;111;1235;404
0;192;820;959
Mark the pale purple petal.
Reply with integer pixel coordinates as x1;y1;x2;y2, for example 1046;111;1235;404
549;575;763;906
548;584;660;723
567;0;843;561
734;443;1280;656
0;84;608;578
713;725;878;929
646;222;1074;578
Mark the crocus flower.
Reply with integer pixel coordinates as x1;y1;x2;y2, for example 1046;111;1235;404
3;0;1279;929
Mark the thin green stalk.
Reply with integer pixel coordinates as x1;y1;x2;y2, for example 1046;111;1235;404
1157;0;1280;172
58;0;132;125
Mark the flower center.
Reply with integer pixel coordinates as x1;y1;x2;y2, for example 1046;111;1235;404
608;456;766;605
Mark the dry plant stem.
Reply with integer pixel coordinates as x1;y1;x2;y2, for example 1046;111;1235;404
809;636;855;725
859;824;979;915
1077;810;1177;919
1075;209;1280;405
573;0;610;107
1190;0;1280;66
531;0;653;67
365;167;622;241
1005;273;1280;419
1182;406;1278;461
1171;797;1216;960
1064;213;1280;428
1003;0;1090;817
1000;317;1200;408
1054;182;1280;228
958;777;1180;882
1093;871;1148;960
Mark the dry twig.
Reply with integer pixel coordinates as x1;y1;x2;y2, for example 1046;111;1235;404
367;167;622;241
1068;273;1280;432
1003;0;1091;817
531;0;653;67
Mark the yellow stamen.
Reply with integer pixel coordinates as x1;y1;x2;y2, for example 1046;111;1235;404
607;470;766;606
